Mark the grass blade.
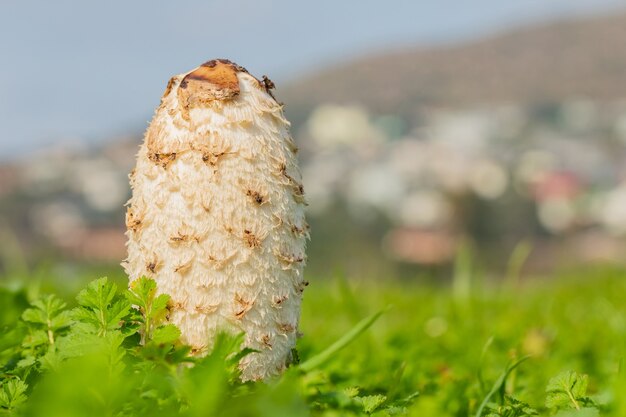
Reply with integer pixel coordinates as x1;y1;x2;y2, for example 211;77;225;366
477;336;495;394
474;355;530;417
503;240;532;290
452;241;473;303
298;308;386;373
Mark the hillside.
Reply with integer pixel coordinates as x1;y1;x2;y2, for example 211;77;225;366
280;12;626;117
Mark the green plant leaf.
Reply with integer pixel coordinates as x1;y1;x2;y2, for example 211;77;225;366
126;277;156;307
76;277;117;311
21;294;71;346
126;277;169;321
126;277;170;344
0;378;28;410
356;394;387;414
151;324;180;345
546;371;595;411
484;396;538;417
73;277;131;337
151;294;170;320
553;407;599;417
20;330;48;349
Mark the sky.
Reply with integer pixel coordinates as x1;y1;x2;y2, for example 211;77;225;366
1;0;625;160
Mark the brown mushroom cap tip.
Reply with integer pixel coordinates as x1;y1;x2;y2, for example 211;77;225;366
179;60;241;96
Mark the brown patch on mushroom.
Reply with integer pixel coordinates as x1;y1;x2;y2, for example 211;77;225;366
234;293;254;319
292;194;307;205
125;207;142;233
187;59;274;100
205;251;236;270
272;294;288;307
190;345;207;355
128;168;137;186
177;59;245;120
169;227;201;246
296;280;309;294
202;151;226;166
261;75;275;91
180;61;240;95
169;299;187;311
169;233;190;243
194;134;231;167
281;135;298;155
293;184;305;196
261;75;278;101
277;162;288;177
278;323;295;333
260;334;272;349
290;223;306;236
272;214;284;228
145;255;161;274
291;183;306;205
195;303;218;314
243;229;262;248
275;250;305;267
162;76;176;98
148;152;177;169
174;259;193;275
246;189;266;205
278;162;295;180
277;163;307;204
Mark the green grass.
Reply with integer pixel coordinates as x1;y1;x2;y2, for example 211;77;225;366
0;264;625;416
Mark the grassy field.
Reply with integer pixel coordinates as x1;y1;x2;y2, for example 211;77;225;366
0;262;625;416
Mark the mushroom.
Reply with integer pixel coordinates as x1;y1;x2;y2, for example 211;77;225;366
124;59;308;381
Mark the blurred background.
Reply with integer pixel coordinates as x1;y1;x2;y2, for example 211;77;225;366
2;0;626;284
